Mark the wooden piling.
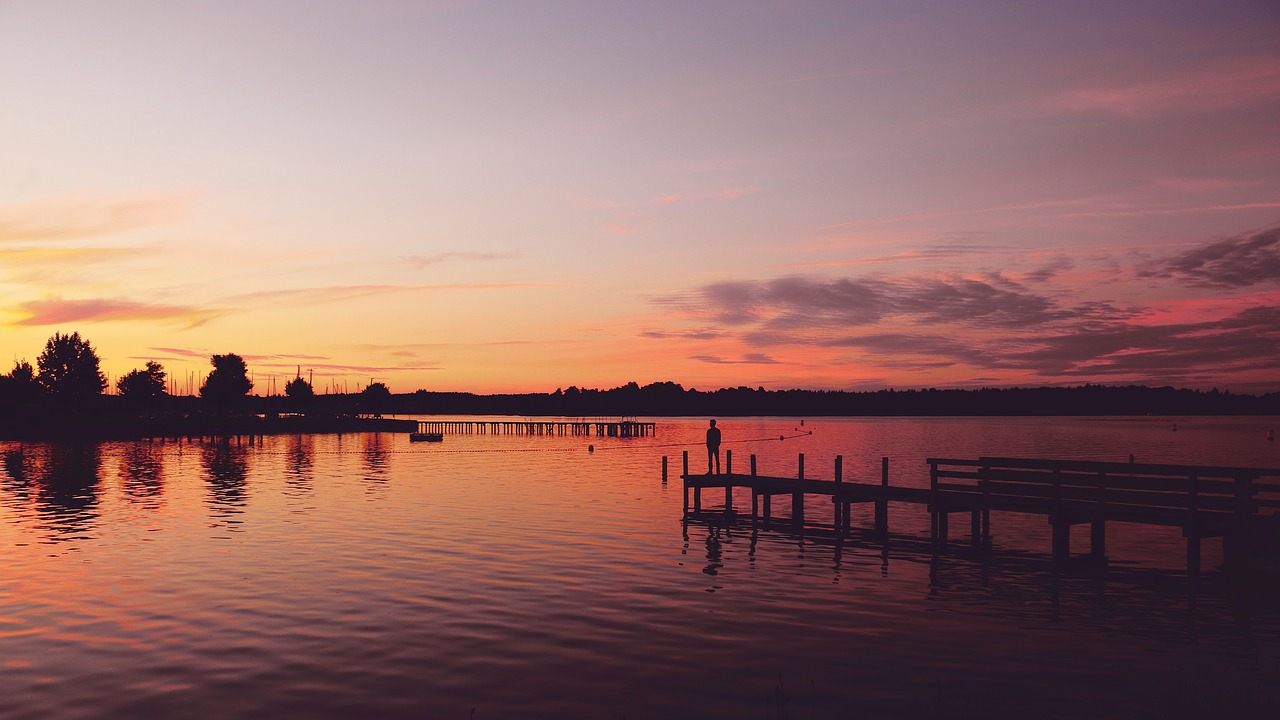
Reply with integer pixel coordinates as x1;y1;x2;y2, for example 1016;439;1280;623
750;454;759;522
1051;517;1070;563
682;451;689;513
793;453;805;524
725;449;733;508
875;456;889;536
833;455;843;532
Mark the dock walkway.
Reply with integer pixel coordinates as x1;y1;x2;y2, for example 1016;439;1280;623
674;451;1280;574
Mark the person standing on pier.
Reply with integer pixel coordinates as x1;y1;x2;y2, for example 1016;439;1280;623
706;419;722;475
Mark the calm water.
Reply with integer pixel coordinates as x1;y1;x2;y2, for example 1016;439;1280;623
2;416;1278;719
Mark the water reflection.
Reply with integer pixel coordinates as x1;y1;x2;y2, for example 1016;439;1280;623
362;433;389;480
11;443;104;541
684;515;1276;653
2;445;34;503
202;441;249;527
285;434;314;496
120;442;165;507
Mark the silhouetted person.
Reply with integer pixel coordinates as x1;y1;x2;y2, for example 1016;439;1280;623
706;419;721;475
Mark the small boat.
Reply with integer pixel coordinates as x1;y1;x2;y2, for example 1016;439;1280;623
409;432;444;442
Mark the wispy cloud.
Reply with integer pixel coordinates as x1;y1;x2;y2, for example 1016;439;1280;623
649;227;1280;387
143;346;439;374
819;197;1096;231
11;297;226;328
1150;176;1259;194
685;273;1109;332
645;186;760;206
788;243;1007;268
403;251;513;268
0;191;194;243
1042;54;1280;118
0;247;148;283
1052;201;1280;219
1023;256;1075;284
639;328;727;341
1003;306;1280;380
691;353;780;365
222;282;555;307
1139;225;1280;288
249;360;442;374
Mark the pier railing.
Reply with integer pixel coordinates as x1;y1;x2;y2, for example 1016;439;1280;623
675;451;1280;575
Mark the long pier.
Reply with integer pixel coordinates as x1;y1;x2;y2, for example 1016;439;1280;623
417;419;655;437
673;451;1280;574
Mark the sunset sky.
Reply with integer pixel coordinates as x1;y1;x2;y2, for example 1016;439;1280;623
2;1;1278;394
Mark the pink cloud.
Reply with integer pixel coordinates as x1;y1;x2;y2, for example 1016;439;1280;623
645;186;760;206
223;282;558;307
1043;54;1280;118
0;191;196;242
13;297;226;328
403;252;513;268
1053;201;1280;219
1150;176;1258;194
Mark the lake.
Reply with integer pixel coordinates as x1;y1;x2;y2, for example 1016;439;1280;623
2;416;1278;719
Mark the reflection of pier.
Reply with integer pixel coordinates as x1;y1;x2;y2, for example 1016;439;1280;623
676;452;1280;574
416;419;655;437
681;515;1261;634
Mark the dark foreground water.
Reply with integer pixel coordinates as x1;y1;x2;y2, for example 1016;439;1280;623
1;416;1278;719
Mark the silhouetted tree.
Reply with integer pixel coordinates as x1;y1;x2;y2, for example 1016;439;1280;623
362;381;391;400
8;360;35;385
36;332;106;401
117;361;167;401
285;375;314;399
200;354;252;404
0;360;42;404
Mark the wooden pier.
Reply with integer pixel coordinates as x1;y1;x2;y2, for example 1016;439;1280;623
417;419;654;437
676;451;1280;574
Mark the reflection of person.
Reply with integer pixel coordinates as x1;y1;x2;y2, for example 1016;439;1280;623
706;419;722;475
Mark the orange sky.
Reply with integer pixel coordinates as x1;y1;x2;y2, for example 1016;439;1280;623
2;2;1278;394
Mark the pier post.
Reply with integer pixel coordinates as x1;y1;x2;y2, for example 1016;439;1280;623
793;454;805;525
834;455;843;532
682;451;689;514
1051;517;1070;563
875;456;889;536
750;454;759;522
1091;521;1106;560
929;460;939;542
662;456;668;484
725;450;732;508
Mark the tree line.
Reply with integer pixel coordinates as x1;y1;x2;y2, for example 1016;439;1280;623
0;331;391;408
3;332;1278;417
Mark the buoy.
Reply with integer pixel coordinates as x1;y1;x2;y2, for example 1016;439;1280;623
779;435;785;441
588;444;594;453
1172;423;1178;432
